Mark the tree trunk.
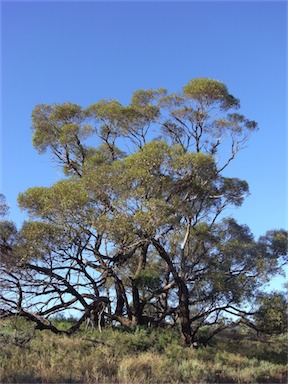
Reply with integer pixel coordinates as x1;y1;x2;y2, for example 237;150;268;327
152;239;192;346
178;281;192;346
131;279;143;325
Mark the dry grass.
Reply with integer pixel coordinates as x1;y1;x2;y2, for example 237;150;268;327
0;322;287;383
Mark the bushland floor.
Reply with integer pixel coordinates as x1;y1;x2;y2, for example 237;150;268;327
0;320;287;383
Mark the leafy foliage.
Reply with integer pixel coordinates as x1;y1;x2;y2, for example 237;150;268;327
254;292;288;334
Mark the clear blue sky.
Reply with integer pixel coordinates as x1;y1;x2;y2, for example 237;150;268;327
1;1;287;246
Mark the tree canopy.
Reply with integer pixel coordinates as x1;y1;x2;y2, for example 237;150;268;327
0;78;287;345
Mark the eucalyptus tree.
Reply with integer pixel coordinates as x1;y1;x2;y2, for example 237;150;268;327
1;79;287;345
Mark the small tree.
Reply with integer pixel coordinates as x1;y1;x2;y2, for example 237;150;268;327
253;292;288;335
